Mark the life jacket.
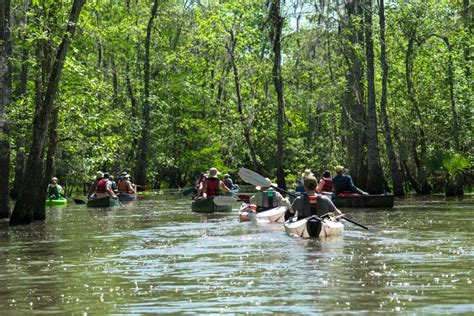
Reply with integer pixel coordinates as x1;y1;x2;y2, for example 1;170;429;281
298;194;318;220
205;178;220;196
96;178;109;193
257;190;278;212
322;178;333;192
48;185;60;199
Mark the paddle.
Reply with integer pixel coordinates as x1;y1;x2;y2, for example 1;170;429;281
213;195;243;206
238;168;369;230
182;187;196;196
73;198;86;204
73;196;124;207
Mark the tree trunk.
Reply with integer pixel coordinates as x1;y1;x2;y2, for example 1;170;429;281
378;0;404;196
10;0;86;226
0;0;12;218
462;0;472;78
364;0;385;194
226;31;261;174
269;0;286;189
432;35;459;151
135;0;158;186
394;127;420;194
342;0;367;188
405;36;431;194
44;107;59;193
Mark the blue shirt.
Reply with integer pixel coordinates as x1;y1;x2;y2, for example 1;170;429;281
332;174;365;195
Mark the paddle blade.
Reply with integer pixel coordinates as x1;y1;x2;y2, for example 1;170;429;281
238;168;271;187
213;196;238;206
73;198;86;204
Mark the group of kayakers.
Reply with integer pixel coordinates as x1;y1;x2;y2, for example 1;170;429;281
194;164;368;221
46;171;137;201
87;171;136;200
297;165;368;197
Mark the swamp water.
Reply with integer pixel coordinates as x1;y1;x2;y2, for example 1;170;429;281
0;194;472;314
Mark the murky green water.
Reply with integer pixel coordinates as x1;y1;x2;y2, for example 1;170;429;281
0;194;472;314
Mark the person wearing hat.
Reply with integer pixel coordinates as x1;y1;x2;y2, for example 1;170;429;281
88;171;104;199
296;169;315;193
290;175;343;220
200;167;230;198
223;173;239;191
47;177;64;200
249;178;290;212
332;165;368;196
117;172;136;194
94;172;118;200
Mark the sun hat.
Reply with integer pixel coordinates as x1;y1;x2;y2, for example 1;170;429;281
52;177;58;181
301;169;314;178
224;174;230;178
256;178;277;191
96;171;104;179
335;165;344;173
208;167;220;178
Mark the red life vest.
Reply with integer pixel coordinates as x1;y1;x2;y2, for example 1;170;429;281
322;178;333;192
96;178;108;193
205;178;220;196
308;195;318;215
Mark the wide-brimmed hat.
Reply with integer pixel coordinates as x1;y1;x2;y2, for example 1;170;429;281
301;169;314;178
335;165;344;173
96;171;104;179
208;167;220;178
51;177;58;181
256;178;277;191
121;172;130;178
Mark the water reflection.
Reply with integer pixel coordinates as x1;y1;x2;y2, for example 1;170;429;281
0;195;472;314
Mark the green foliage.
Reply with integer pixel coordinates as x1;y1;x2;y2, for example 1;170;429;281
4;0;472;191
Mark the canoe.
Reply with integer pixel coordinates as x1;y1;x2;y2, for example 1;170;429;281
191;196;232;213
86;196;120;208
45;198;67;206
118;193;137;201
239;203;288;223
284;216;344;238
333;194;394;208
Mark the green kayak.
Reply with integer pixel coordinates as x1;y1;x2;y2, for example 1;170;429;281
45;198;68;206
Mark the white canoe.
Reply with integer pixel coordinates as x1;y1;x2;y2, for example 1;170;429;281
284;216;344;238
239;203;288;223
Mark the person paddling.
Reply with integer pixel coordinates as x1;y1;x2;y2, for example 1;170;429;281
47;177;64;200
290;175;343;220
332;165;368;196
200;167;230;198
250;178;290;212
316;170;333;195
94;172;118;200
117;172;136;194
88;171;104;199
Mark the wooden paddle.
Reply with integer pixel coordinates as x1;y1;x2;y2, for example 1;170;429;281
238;167;369;230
